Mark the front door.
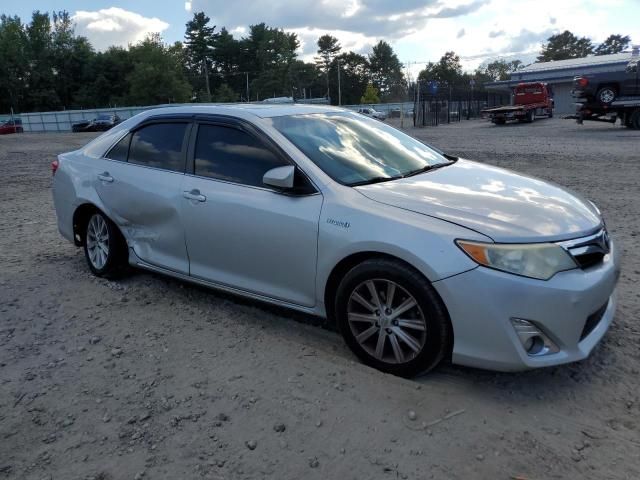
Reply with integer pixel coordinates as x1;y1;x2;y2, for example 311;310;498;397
181;121;323;307
93;121;191;274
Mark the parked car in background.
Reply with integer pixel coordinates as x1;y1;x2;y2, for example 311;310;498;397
0;118;23;134
357;107;386;120
573;58;640;105
72;114;121;132
52;105;619;377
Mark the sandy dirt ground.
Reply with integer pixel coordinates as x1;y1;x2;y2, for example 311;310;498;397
1;117;639;480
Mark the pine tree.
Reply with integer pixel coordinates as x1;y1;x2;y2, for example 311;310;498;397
185;12;216;101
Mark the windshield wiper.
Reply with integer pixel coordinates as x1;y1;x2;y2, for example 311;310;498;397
403;160;456;178
347;175;403;187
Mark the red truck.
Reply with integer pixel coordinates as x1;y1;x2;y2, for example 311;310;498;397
482;82;554;124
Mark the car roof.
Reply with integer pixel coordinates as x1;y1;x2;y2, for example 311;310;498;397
139;103;348;120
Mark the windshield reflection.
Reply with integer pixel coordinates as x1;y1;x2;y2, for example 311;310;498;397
269;112;449;185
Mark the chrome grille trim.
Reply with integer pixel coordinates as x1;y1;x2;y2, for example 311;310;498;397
557;228;610;269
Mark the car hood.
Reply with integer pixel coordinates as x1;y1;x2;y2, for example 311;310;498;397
355;159;602;242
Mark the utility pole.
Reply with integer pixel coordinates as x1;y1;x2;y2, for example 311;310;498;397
246;72;250;102
337;59;342;106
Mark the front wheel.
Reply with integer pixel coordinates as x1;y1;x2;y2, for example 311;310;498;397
526;110;535;123
83;212;128;278
335;259;452;377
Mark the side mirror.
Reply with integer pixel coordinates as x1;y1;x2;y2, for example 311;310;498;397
263;165;295;190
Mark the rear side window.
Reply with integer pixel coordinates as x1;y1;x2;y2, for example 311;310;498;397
128;123;188;172
194;124;288;187
106;133;131;161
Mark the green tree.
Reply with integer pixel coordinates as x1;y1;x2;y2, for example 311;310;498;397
595;34;631;56
360;83;380;104
475;59;523;82
0;15;28;112
126;34;191;105
368;40;405;101
241;23;300;100
51;11;95;108
212;83;238;102
329;52;369;105
418;51;464;85
185;12;216;101
537;30;594;62
315;34;341;99
26;11;60;110
288;59;325;101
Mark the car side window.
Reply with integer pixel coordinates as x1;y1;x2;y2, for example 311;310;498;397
194;124;289;188
128;123;188;172
106;133;131;162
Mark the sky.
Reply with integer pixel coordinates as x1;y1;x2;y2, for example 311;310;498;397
5;0;639;77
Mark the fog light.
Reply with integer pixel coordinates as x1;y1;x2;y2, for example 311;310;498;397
511;318;560;357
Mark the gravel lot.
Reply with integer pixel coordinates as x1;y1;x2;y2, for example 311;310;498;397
1;117;639;480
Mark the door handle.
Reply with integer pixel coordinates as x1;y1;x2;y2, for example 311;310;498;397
183;190;206;202
98;172;114;183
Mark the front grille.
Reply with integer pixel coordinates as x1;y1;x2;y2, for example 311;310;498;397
580;301;609;341
559;229;610;271
573;251;605;269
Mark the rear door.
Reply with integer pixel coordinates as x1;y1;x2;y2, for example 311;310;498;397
181;118;323;307
93;119;192;274
621;61;639;95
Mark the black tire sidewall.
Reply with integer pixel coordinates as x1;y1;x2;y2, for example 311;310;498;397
83;212;125;277
335;260;451;377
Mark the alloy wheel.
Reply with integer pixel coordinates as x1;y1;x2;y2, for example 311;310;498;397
347;279;427;364
86;214;110;270
599;89;615;104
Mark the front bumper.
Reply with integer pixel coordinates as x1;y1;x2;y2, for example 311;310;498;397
433;241;620;371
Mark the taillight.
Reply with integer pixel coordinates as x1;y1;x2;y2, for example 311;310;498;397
576;77;589;88
51;159;59;176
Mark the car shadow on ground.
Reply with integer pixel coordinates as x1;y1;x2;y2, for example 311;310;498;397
116;264;612;401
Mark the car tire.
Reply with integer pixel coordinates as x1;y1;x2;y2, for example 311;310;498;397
83;212;128;279
335;259;452;378
526;110;535;123
493;118;506;125
548;109;554;118
596;86;617;105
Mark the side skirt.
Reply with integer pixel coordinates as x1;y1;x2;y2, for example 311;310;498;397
129;248;321;317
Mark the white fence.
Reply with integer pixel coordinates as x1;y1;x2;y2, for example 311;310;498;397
16;101;416;132
19;106;158;132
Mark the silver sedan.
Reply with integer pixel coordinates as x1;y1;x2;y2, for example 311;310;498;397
52;105;620;377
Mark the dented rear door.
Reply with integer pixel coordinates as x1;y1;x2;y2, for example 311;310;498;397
94;121;191;274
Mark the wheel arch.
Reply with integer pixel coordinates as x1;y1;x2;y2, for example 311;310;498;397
323;250;447;323
72;203;114;247
324;250;455;363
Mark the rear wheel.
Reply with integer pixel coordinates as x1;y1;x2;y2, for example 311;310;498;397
493;118;506;125
335;259;451;377
83;212;128;278
596;86;617;105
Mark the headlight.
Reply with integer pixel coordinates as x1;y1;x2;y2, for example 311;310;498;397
456;240;578;280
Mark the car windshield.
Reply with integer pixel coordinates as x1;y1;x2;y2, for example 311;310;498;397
269;112;449;186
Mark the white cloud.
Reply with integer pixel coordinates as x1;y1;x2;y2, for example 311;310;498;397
72;7;169;50
185;1;193;12
180;0;639;73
